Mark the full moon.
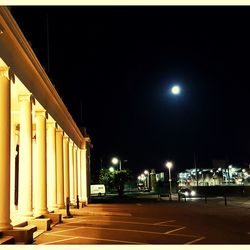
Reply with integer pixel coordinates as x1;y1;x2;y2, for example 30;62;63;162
171;85;181;95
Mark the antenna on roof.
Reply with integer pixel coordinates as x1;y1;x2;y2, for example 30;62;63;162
80;100;83;125
46;13;50;74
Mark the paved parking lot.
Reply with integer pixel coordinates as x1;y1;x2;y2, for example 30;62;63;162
32;195;250;244
34;214;205;244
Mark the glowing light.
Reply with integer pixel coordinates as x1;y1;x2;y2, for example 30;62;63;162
171;85;181;95
191;191;196;196
111;157;119;165
109;167;114;173
166;161;173;169
144;170;149;175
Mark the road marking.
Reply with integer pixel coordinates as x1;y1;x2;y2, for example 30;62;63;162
154;220;176;225
170;233;201;238
68;235;144;244
48;226;86;234
41;237;79;245
164;226;186;234
185;236;206;244
136;203;142;206
42;233;144;244
77;218;183;228
51;225;180;236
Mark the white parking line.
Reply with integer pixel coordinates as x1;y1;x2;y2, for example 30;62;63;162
50;225;179;236
164;226;186;234
41;237;79;245
48;226;86;234
170;233;201;238
185;236;206;244
77;218;183;228
154;220;176;225
42;233;144;244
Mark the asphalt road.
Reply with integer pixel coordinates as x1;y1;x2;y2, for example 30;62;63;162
33;193;250;244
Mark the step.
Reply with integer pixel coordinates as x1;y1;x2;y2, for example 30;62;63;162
0;235;15;244
42;213;62;226
28;218;51;231
33;229;45;239
3;225;37;244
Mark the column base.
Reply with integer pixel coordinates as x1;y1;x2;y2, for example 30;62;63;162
33;209;49;218
0;223;13;231
57;204;65;209
18;211;33;218
47;204;58;212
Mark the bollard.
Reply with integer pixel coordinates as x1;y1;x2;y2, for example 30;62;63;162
76;195;79;209
205;195;207;204
224;195;227;206
65;197;72;218
178;194;180;202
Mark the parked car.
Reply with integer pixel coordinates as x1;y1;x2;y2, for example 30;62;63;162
178;188;196;197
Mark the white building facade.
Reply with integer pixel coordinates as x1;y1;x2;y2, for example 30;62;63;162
0;6;91;231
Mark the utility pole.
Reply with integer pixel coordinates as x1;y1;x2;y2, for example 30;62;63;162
194;152;198;186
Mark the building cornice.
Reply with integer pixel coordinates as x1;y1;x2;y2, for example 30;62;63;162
0;6;88;148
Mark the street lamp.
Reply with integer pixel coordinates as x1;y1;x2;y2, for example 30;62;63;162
166;161;173;201
111;157;121;171
228;165;232;184
109;166;114;173
144;170;149;190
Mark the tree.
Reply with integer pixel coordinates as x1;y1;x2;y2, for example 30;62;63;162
98;168;131;197
113;170;130;197
99;168;114;191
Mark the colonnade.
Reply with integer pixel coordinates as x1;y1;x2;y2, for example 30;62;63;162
0;66;91;231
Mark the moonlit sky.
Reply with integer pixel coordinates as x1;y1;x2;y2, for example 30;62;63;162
10;5;250;179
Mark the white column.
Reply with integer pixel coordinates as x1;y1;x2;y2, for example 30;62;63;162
33;110;48;216
69;141;74;202
32;136;36;212
81;148;88;203
10;121;18;213
86;141;91;203
77;147;82;201
56;127;64;208
73;144;78;201
63;134;70;203
0;66;12;230
18;94;33;217
46;121;57;211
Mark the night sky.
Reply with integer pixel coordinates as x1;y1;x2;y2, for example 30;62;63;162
9;6;250;178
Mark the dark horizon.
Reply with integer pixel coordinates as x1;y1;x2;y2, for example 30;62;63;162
10;5;250;178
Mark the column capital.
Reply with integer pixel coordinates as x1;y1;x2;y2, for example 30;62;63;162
63;132;70;140
35;110;48;119
56;127;63;134
69;139;74;146
47;120;56;128
18;94;35;105
0;66;15;82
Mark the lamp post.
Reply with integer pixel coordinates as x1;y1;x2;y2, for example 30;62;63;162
228;165;232;185
166;161;173;201
111;157;121;171
144;170;149;190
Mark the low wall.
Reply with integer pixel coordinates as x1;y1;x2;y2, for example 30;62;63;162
191;185;250;197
